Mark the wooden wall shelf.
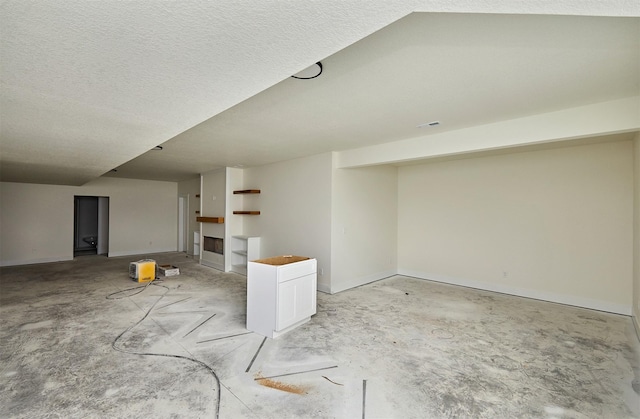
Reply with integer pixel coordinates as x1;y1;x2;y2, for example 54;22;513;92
234;189;261;194
196;216;224;223
233;211;260;215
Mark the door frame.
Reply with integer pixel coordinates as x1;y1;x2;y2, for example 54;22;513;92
178;195;188;253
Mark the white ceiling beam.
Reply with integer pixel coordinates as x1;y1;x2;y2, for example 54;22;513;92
336;97;640;168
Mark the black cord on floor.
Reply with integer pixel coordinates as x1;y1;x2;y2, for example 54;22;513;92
110;282;221;418
106;279;160;300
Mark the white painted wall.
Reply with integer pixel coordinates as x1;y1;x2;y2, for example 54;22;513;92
398;140;634;315
633;134;640;336
89;178;178;257
330;161;398;293
178;177;201;256
200;169;226;270
1;182;74;265
0;178;178;266
243;153;333;291
225;167;245;272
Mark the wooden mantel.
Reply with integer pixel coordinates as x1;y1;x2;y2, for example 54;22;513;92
196;216;224;223
233;189;261;194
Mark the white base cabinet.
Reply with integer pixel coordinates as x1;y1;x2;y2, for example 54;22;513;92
247;256;317;338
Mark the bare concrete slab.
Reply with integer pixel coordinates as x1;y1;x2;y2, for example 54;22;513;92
1;252;638;418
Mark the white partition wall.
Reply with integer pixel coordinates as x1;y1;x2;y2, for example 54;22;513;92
243;153;333;291
330;162;398;294
200;169;226;271
397;140;634;314
633;134;640;335
0;178;178;266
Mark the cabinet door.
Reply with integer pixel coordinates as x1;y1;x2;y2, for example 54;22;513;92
276;273;316;330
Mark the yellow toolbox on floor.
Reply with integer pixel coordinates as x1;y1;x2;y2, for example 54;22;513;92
129;259;156;282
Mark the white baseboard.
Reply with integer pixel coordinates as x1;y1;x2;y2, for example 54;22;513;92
1;248;177;266
200;259;224;272
330;269;397;294
0;256;73;267
398;269;631;316
108;248;176;258
633;313;640;342
317;283;331;294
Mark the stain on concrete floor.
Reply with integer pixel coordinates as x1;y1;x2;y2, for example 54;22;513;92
255;373;308;395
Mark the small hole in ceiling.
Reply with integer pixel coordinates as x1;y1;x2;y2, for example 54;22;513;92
416;121;441;128
291;62;323;80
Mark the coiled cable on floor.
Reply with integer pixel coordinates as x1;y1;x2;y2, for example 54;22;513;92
109;282;221;418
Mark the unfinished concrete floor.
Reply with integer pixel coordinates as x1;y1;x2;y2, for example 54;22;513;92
1;252;639;418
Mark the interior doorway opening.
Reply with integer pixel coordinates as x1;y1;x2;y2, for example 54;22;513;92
74;196;109;257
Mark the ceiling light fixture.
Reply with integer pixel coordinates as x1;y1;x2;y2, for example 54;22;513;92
291;62;323;80
153;145;163;150
416;121;441;128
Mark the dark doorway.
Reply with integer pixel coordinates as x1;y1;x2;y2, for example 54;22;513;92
74;196;109;256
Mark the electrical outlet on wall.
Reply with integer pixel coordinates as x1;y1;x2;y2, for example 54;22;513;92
319;268;324;276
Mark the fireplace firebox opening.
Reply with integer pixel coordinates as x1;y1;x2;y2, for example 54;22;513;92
203;236;223;255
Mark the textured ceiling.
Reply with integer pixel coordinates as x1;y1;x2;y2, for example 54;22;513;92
112;12;639;181
1;1;639;185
